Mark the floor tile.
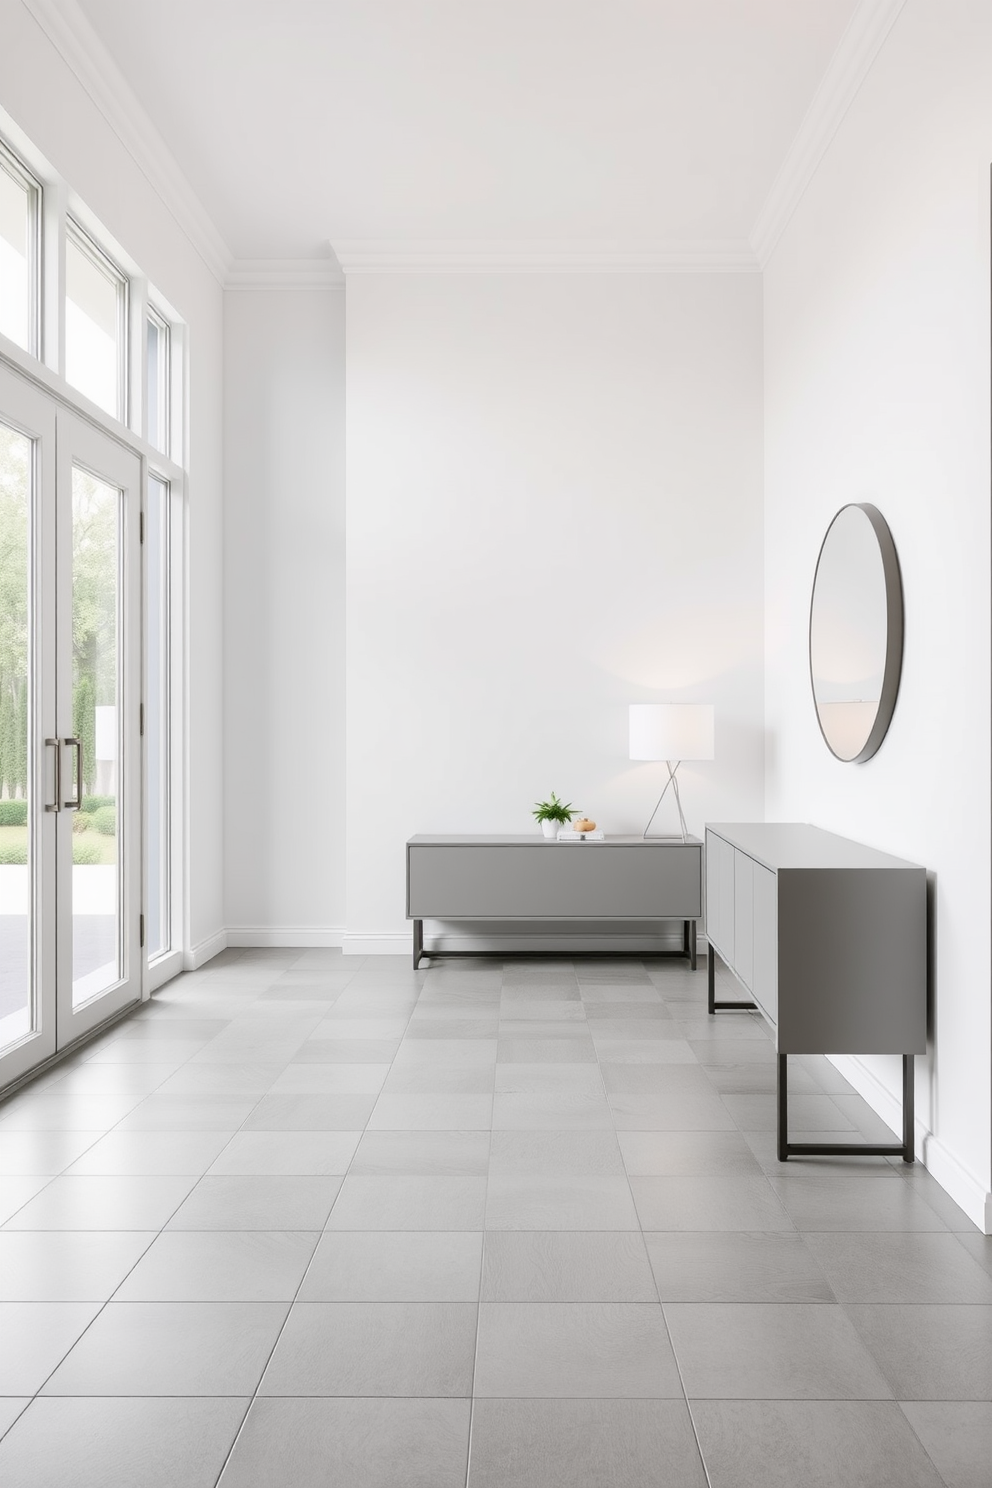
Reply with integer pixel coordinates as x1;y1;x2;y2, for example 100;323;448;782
0;1397;249;1488
664;1302;892;1399
899;1401;992;1488
390;1039;497;1067
609;1092;737;1131
298;1231;483;1301
259;1301;477;1396
497;1039;597;1064
381;1062;495;1094
240;1094;377;1130
481;1231;657;1302
65;1131;233;1176
153;1064;284;1096
486;1174;639;1230
351;1130;490;1176
43;1063;180;1097
468;1398;707;1488
0;1130;103;1175
618;1130;761;1176
366;1094;493;1130
167;1175;341;1230
492;1093;614;1130
594;1038;698;1065
113;1230;319;1300
84;1038;213;1064
307;1018;410;1040
645;1231;834;1302
766;1171;949;1231
291;1040;400;1064
494;1064;605;1095
325;1176;487;1230
0;1095;140;1131
692;1400;945;1488
844;1304;992;1399
629;1175;794;1231
0;1175;51;1224
722;1092;856;1132
474;1302;682;1398
267;1064;390;1094
406;1017;499;1038
2;1174;196;1230
802;1231;992;1303
0;1301;102;1393
42;1301;288;1395
955;1231;992;1275
489;1129;623;1176
206;1131;361;1176
0;1230;154;1300
217;1397;470;1488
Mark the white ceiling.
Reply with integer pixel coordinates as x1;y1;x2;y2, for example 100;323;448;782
74;0;861;261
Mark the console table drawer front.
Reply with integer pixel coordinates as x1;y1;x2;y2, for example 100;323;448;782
408;845;701;919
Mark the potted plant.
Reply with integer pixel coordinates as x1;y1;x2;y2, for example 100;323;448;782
532;792;576;839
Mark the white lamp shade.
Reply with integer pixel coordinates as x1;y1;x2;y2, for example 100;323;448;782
629;703;714;761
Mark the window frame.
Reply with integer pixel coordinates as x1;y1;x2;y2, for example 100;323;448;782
64;216;130;425
0;139;42;357
0;117;189;998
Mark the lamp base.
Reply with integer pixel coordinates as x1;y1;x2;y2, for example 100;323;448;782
642;761;688;842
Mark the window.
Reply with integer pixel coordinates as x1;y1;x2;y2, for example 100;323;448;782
0;144;40;354
65;221;128;420
146;308;170;456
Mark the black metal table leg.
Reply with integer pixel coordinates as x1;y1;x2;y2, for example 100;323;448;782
412;919;423;970
707;944;757;1014
689;919;697;971
777;1052;915;1162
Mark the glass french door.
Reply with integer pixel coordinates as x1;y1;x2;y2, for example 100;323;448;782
0;365;142;1088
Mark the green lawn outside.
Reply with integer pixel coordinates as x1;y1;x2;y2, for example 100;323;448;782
0;822;117;864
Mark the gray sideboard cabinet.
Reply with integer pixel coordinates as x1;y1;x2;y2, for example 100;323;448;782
406;834;702;969
704;823;927;1163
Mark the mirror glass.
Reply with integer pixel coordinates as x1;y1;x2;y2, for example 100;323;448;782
809;503;902;762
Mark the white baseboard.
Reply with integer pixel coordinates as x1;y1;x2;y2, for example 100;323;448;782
183;929;228;971
342;932;411;956
828;1053;991;1234
227;926;345;948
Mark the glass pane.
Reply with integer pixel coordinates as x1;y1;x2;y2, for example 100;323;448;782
72;464;121;1005
0;421;33;1050
0;157;34;352
146;475;169;959
65;229;125;419
146;315;169;455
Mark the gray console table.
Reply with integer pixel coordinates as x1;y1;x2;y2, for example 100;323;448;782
704;823;926;1163
406;834;702;970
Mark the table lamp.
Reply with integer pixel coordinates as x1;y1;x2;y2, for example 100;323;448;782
629;703;714;841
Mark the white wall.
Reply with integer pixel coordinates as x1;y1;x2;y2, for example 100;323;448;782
223;283;346;942
346;271;765;952
0;0;226;963
764;0;991;1228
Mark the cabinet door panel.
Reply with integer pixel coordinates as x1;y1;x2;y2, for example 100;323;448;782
707;834;735;963
752;863;778;1025
733;851;754;989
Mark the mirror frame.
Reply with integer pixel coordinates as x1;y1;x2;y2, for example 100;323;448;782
809;502;904;764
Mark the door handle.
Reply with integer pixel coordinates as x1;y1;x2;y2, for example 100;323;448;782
64;737;82;810
45;738;61;812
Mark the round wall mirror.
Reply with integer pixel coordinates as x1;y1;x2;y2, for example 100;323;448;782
809;503;903;763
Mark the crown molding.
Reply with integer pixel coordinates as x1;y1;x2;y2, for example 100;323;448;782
330;239;760;274
226;258;345;289
22;0;233;285
750;0;907;267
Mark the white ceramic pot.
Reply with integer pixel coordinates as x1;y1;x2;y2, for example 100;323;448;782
541;820;560;839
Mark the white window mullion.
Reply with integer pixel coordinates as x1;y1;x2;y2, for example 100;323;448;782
41;177;66;377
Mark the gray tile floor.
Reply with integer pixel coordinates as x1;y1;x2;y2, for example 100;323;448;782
0;947;990;1487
